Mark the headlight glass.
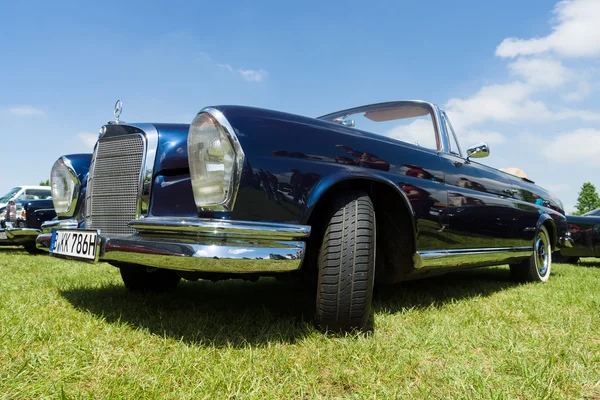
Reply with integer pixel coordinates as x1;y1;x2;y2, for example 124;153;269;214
51;158;79;215
187;112;242;210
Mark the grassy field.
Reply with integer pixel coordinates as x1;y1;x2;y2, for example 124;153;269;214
0;247;599;399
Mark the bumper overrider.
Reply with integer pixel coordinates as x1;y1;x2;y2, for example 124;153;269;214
36;217;311;273
559;231;574;248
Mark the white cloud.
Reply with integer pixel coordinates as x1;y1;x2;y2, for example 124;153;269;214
508;57;572;88
542;128;600;165
496;0;600;58
446;81;552;129
219;64;235;74
7;106;46;117
238;68;268;82
219;64;268;82
554;109;600;121
446;0;600;143
77;132;98;150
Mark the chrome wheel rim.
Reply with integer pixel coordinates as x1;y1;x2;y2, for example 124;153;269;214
535;231;550;277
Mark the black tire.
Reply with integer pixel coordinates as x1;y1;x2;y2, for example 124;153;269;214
553;253;579;264
315;190;375;332
119;264;181;292
23;244;41;255
510;225;552;283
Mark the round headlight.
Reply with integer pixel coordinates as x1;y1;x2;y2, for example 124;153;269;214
51;157;80;215
187;109;244;211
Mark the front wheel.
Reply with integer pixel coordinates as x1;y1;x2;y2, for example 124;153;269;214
315;190;376;332
23;244;41;255
118;264;181;292
510;225;552;282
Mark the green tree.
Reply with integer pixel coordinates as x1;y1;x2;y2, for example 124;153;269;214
573;182;600;215
39;179;50;186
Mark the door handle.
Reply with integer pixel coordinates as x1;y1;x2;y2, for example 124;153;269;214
503;189;518;195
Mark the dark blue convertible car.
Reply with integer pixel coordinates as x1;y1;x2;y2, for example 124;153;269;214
37;100;572;331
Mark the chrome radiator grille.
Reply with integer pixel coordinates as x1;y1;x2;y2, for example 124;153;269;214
86;134;145;235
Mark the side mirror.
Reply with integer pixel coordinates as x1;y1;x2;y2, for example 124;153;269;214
466;142;490;160
333;117;356;128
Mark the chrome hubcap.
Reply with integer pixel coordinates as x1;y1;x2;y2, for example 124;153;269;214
535;232;549;276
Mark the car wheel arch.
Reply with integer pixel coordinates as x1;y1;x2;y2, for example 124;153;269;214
536;213;558;250
302;175;417;281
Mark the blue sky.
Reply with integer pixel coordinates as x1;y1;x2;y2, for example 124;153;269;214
1;0;599;212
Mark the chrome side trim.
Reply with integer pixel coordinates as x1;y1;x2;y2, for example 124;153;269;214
41;218;79;234
414;247;533;269
191;107;246;212
440;110;462;157
129;217;311;240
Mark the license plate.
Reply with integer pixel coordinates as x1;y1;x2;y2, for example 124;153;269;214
50;229;99;261
0;231;6;240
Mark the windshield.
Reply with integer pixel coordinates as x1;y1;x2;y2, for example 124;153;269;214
0;187;21;203
318;102;440;151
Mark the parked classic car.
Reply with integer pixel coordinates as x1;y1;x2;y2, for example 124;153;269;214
556;208;600;263
0;198;57;253
36;100;572;331
0;185;52;208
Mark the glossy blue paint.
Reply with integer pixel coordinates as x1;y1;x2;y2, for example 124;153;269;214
65;153;92;185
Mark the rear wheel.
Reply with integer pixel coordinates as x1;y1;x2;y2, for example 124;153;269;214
118;264;181;292
510;225;552;282
315;190;375;332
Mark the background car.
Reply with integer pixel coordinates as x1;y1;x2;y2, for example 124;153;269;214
556;208;600;263
36;101;570;332
0;199;57;253
0;185;52;208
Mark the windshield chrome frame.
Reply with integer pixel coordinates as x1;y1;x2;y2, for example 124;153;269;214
317;100;448;153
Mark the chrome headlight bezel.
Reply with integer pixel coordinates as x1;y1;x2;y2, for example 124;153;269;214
51;156;81;217
187;107;245;212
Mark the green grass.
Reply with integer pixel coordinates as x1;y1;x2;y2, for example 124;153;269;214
0;247;599;399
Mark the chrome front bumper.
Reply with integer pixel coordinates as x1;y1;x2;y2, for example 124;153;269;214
36;217;311;274
1;226;41;245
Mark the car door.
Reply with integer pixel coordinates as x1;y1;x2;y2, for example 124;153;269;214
439;113;519;250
